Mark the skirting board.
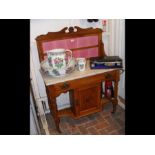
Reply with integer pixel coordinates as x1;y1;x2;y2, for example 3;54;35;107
118;97;125;109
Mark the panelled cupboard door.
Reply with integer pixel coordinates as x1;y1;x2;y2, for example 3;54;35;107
75;83;102;116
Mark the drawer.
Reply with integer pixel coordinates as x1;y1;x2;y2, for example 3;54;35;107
54;81;73;92
51;71;116;93
53;75;100;92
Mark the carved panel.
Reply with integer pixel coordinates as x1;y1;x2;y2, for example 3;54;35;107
77;83;101;115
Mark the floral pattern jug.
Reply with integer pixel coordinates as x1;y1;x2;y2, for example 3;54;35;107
47;48;72;75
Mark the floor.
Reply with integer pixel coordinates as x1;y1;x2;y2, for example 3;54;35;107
45;102;125;135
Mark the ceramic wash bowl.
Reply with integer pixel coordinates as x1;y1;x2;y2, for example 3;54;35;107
40;58;76;77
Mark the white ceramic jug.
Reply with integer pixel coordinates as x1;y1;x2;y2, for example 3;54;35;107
47;48;72;75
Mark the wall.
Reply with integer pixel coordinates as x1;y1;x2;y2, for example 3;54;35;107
109;19;125;99
30;19;110;110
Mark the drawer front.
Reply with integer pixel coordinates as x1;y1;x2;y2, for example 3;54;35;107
54;81;73;92
53;76;100;92
53;71;117;93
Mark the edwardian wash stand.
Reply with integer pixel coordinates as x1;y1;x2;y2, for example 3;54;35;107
36;26;120;133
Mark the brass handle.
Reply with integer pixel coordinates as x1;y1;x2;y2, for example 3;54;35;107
61;82;70;89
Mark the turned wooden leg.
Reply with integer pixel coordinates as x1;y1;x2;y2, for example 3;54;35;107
111;99;118;113
46;86;62;133
48;97;61;133
54;117;61;133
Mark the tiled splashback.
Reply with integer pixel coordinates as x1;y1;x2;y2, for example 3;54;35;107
42;35;99;58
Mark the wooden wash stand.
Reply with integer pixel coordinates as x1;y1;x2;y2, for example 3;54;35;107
36;26;120;133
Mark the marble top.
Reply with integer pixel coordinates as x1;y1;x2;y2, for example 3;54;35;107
40;60;118;86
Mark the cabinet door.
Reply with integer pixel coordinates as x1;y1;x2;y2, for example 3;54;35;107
76;83;102;117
